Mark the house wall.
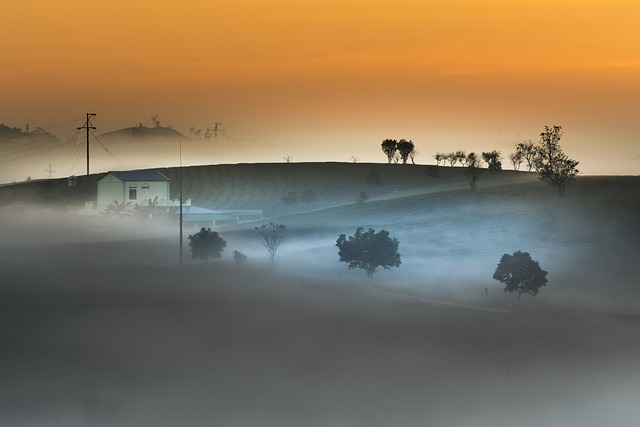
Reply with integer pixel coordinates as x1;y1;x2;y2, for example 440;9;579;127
97;181;125;208
96;175;170;210
129;181;170;203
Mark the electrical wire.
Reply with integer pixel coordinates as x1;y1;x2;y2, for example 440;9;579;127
0;117;85;143
90;130;129;171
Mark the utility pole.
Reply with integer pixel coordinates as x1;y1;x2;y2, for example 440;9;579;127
44;164;56;179
77;113;96;175
213;122;222;140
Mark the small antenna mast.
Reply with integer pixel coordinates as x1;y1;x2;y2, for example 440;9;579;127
44;164;56;179
213;122;222;140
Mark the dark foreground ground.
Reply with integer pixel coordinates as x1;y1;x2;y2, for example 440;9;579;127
2;258;640;427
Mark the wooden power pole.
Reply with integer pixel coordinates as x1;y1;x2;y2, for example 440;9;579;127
77;113;96;175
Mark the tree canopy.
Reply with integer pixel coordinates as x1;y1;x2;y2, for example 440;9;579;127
492;251;548;297
535;125;579;196
336;227;401;280
381;139;398;164
188;227;227;262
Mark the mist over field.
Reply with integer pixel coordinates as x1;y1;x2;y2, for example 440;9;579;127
1;164;639;426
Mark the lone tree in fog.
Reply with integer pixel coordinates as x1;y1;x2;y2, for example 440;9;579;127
336;227;401;281
188;227;227;262
381;139;398;163
534;125;579;196
256;223;286;264
493;251;548;298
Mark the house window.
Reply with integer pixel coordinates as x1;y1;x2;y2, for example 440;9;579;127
129;185;137;200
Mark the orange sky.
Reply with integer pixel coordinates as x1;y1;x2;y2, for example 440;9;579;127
1;0;639;176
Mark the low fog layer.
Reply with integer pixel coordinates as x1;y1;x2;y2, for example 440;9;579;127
1;173;639;426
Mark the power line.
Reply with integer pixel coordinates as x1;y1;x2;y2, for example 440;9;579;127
0;138;74;165
90;130;128;171
0;128;78;156
0;117;85;143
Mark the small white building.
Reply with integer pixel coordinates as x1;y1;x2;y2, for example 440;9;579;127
97;170;171;210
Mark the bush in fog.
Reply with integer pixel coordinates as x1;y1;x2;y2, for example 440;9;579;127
256;223;286;264
355;191;369;204
492;251;548;297
188;227;227;262
336;227;401;281
233;250;247;264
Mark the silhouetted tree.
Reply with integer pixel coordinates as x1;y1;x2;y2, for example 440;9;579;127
255;223;286;264
509;151;523;170
188;227;227;262
392;151;401;164
397;139;415;164
463;152;485;191
482;150;502;172
493;251;548;298
514;139;538;171
534;125;579;196
381;139;397;164
233;250;247;264
189;127;202;138
336;227;401;281
433;153;446;166
408;149;418;165
445;151;462;167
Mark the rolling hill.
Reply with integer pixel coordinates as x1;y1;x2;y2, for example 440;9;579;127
1;162;640;427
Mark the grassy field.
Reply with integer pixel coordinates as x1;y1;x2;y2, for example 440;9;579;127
1;163;639;426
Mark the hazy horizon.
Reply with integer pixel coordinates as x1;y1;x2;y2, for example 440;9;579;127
1;0;639;180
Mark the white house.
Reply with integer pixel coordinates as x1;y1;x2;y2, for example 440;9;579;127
90;170;262;224
96;170;171;210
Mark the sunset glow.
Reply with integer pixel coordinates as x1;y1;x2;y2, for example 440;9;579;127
1;0;639;177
